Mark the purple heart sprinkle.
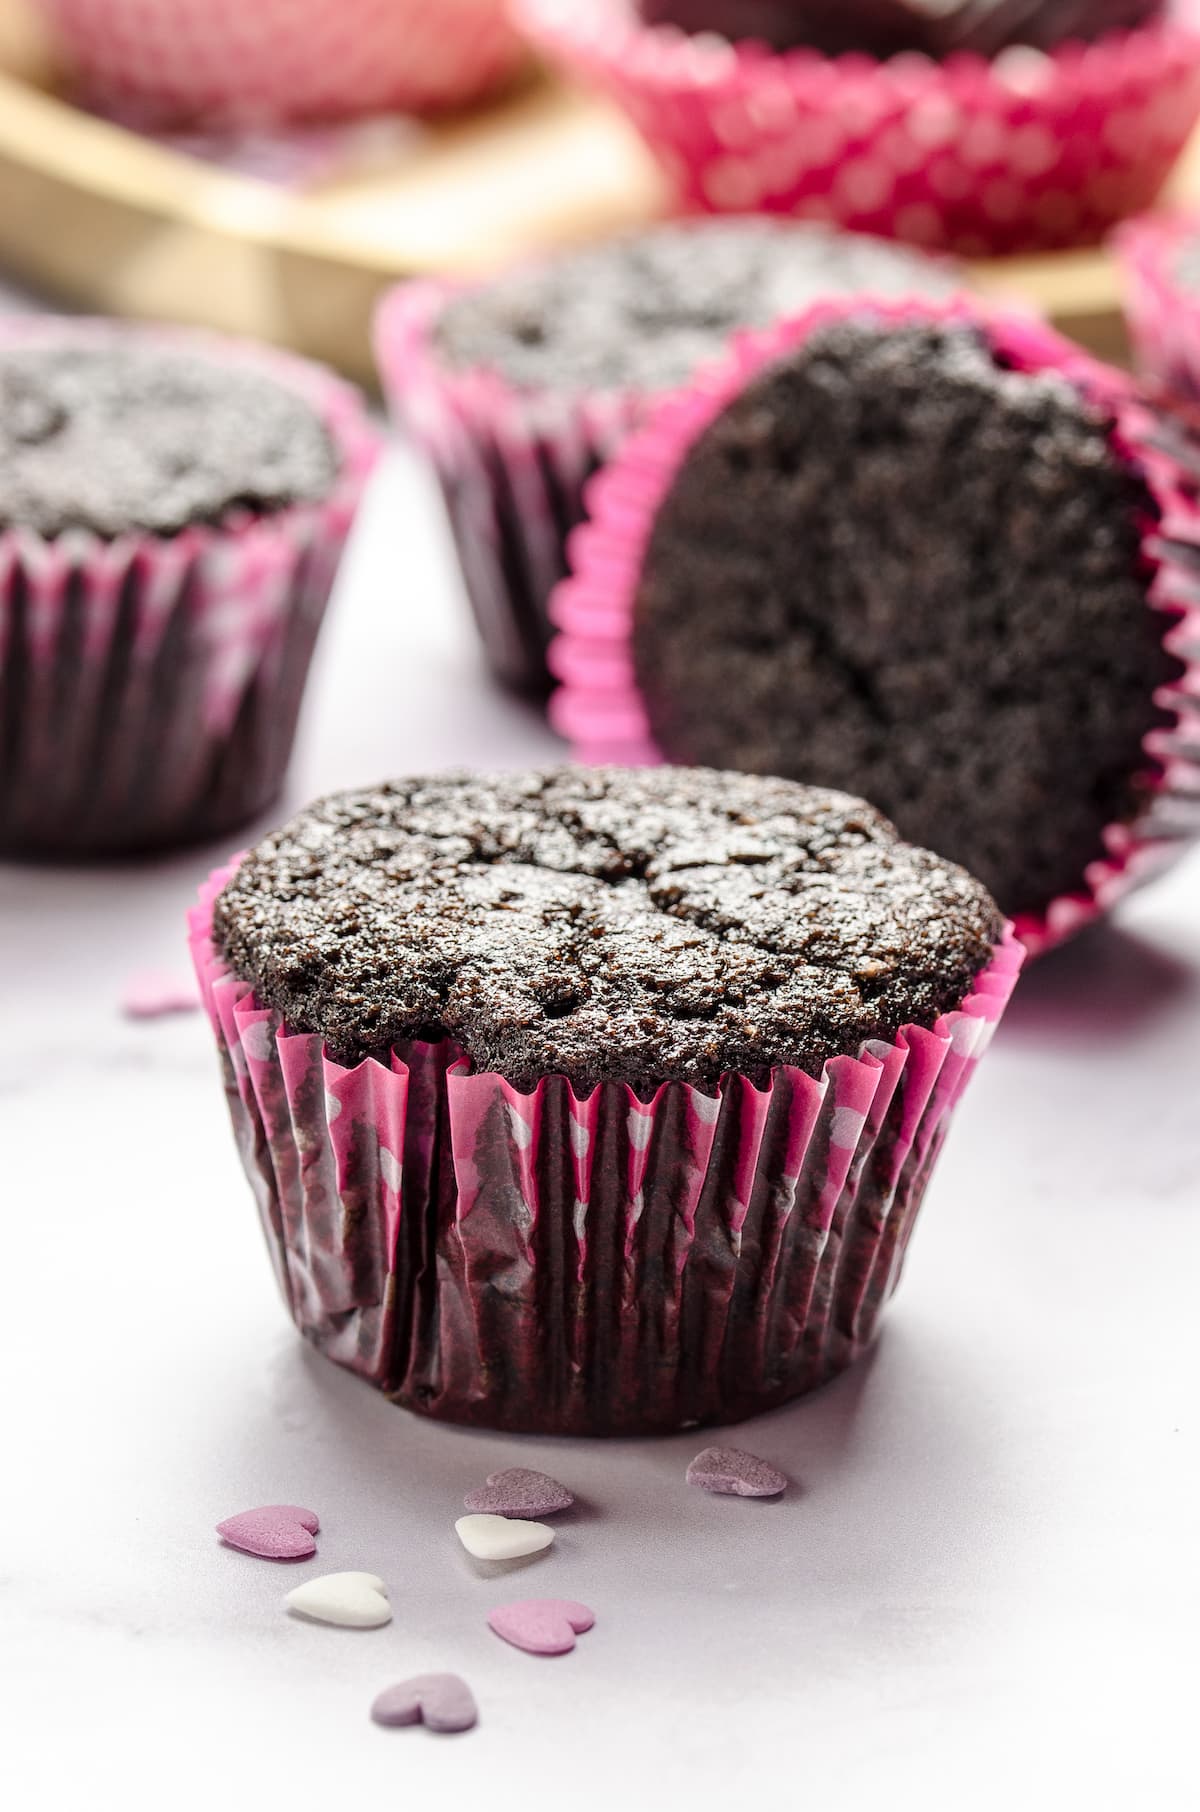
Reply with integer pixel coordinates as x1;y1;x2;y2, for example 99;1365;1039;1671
464;1467;575;1519
371;1674;478;1734
686;1447;788;1499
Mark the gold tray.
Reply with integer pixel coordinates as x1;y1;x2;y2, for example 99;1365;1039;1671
2;0;1196;384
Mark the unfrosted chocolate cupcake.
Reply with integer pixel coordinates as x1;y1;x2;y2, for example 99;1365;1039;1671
636;0;1164;55
375;218;959;694
193;764;1021;1434
0;320;376;856
552;298;1200;951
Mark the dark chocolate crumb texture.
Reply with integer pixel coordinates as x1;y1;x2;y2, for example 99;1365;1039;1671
214;766;1003;1094
432;219;958;397
631;321;1178;919
637;0;1163;57
0;337;337;539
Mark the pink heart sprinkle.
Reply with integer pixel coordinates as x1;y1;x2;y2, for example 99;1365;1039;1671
217;1504;320;1560
122;970;201;1020
371;1675;478;1735
464;1467;575;1519
686;1447;788;1499
488;1599;595;1657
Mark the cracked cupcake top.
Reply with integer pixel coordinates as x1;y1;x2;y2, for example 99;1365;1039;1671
213;766;1003;1093
0;333;337;539
432;219;957;397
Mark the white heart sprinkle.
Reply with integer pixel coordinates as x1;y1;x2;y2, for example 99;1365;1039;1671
455;1514;555;1563
285;1571;392;1629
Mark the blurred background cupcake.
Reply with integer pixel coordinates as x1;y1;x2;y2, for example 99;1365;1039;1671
1115;208;1200;399
191;764;1022;1435
552;295;1200;950
517;0;1200;255
376;218;961;694
0;317;376;856
33;0;525;124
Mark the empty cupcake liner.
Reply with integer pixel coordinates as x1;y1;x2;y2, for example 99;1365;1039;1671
516;0;1200;256
0;319;378;856
549;294;1200;955
38;0;524;124
190;859;1022;1436
375;279;651;694
1115;210;1200;400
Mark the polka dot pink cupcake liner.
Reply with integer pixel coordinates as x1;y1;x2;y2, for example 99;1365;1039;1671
37;0;524;125
515;0;1200;255
0;319;378;857
549;295;1200;956
375;278;655;694
189;859;1022;1436
1115;211;1200;401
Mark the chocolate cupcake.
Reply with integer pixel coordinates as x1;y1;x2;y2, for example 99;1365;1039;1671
191;765;1021;1436
517;0;1200;254
0;319;376;856
375;218;958;693
552;297;1200;952
636;1;1164;56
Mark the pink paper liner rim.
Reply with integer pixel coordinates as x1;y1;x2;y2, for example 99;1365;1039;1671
515;0;1200;254
188;857;1024;1435
0;317;379;852
38;0;525;121
548;292;1200;957
1113;208;1200;396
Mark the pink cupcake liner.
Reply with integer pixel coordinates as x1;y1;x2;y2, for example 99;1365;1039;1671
36;0;524;124
376;278;653;694
1115;210;1200;400
0;319;378;857
549;294;1200;956
189;859;1023;1436
515;0;1200;255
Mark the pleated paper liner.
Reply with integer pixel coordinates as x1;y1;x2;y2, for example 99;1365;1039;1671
0;319;378;856
190;860;1022;1437
516;0;1200;256
549;294;1200;955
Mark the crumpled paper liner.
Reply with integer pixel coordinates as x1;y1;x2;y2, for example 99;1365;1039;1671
38;0;524;123
0;318;378;856
548;294;1200;955
516;0;1200;255
189;860;1023;1436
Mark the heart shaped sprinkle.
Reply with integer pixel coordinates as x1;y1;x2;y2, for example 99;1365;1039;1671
488;1599;595;1656
464;1468;574;1519
217;1504;320;1560
121;969;201;1019
686;1447;788;1499
456;1514;554;1562
285;1572;392;1629
371;1675;478;1735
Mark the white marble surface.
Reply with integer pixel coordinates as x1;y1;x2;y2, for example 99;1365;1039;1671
2;445;1199;1812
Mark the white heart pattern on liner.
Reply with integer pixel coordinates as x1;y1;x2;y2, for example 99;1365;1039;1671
455;1514;555;1562
285;1571;392;1628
